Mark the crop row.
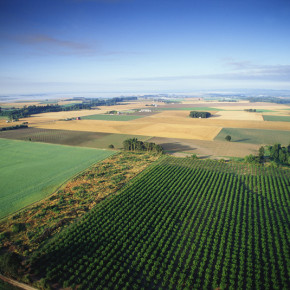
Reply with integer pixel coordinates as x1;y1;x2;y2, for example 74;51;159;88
30;157;290;289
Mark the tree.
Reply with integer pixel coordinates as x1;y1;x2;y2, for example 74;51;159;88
108;144;114;149
0;252;22;277
225;135;231;142
258;146;265;163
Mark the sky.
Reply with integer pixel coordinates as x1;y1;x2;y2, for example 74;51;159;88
0;0;290;96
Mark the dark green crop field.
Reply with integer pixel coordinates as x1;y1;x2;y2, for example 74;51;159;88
0;139;114;219
30;157;290;289
215;127;290;145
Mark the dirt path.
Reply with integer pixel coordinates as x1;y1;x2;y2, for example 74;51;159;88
0;275;38;290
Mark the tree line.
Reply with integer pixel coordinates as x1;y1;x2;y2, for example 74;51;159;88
0;124;28;132
247;96;290;104
0;97;137;121
189;111;211;118
123;138;163;153
245;143;290;166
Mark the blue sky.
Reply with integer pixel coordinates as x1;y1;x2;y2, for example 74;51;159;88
1;0;290;95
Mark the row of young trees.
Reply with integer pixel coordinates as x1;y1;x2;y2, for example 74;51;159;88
189;111;211;118
122;138;163;153
29;157;289;289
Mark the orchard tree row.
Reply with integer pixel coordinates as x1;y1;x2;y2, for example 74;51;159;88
29;157;289;289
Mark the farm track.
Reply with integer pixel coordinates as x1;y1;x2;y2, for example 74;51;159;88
0;275;37;290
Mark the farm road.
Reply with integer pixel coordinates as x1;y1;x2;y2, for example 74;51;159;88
0;274;38;290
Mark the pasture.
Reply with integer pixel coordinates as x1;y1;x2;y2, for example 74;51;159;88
215;128;290;145
81;114;144;121
0;139;114;219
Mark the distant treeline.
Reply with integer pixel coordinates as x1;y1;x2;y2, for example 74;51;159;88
247;96;290;104
0;124;28;132
244;109;256;112
189;111;211;118
0;97;137;120
123;138;163;153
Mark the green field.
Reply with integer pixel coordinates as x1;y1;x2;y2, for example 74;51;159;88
30;157;289;289
0;128;151;149
263;115;290;122
160;107;224;111
0;139;114;219
215;128;290;145
81;114;144;121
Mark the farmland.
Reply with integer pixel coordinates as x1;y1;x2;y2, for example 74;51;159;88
263;115;290;122
215;128;290;145
0;139;114;219
0;152;159;254
0;127;151;149
29;156;290;289
81;114;145;121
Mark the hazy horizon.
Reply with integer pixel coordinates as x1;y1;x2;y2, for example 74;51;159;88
1;0;290;95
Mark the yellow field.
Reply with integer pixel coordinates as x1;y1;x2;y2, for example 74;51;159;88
29;106;290;141
33;119;222;140
213;111;264;121
20;100;152;123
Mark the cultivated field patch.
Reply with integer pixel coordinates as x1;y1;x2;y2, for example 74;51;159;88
212;110;263;121
149;137;259;157
29;157;289;289
263;115;290;122
0;139;114;219
160;106;223;111
81;114;144;121
0;127;151;149
0;152;159;254
33;119;222;141
215;128;290;145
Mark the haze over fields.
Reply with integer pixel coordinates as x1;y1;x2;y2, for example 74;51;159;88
1;0;290;96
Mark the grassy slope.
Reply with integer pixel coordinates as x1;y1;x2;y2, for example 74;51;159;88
263;115;290;122
214;127;290;145
81;114;144;121
0;139;114;219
